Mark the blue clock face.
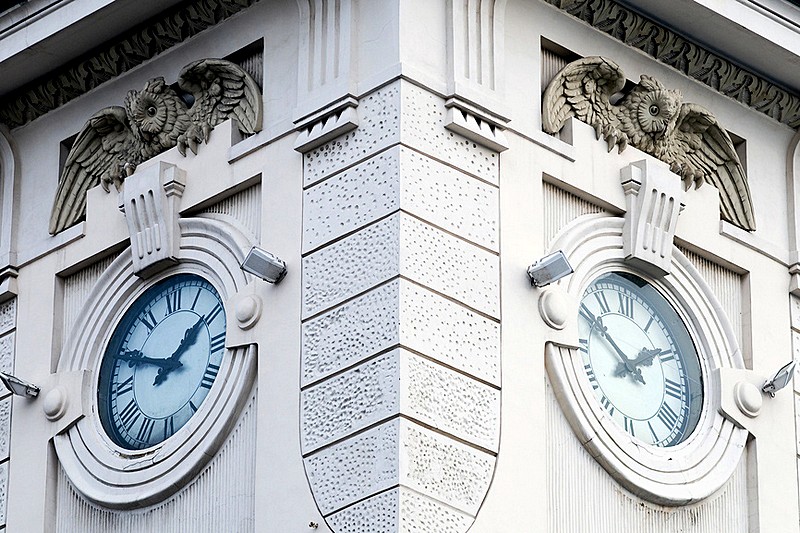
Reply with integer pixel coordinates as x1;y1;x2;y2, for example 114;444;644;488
98;274;226;450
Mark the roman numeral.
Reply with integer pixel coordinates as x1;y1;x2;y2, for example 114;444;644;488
584;364;598;389
618;293;634;319
594;291;610;314
210;332;226;354
624;416;635;437
200;364;220;389
648;421;659;442
657;403;679;429
119;399;140;432
600;395;614;416
115;375;134;396
140;310;158;332
204;304;223;325
578;338;588;353
189;401;199;413
163;416;175;440
644;316;654;333
191;288;202;310
664;378;683;399
165;288;182;316
659;350;675;363
136;417;155;443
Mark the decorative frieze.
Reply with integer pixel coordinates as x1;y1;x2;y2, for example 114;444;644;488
0;0;261;129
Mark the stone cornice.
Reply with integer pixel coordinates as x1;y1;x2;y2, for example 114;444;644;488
0;0;260;130
545;0;800;128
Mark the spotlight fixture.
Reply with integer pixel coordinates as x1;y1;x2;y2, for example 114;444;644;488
527;250;574;287
0;371;39;398
762;360;796;398
240;246;288;284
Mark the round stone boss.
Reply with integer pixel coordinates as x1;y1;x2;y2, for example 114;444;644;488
53;216;257;509
544;214;746;506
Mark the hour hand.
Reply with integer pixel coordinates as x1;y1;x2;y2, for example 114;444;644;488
117;350;182;370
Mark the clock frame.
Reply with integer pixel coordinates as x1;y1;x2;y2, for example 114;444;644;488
544;214;747;505
53;216;257;509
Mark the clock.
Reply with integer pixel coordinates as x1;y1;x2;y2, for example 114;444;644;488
542;215;747;505
53;216;258;509
577;271;703;447
97;273;226;450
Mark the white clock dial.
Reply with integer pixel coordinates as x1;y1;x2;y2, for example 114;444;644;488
577;272;703;447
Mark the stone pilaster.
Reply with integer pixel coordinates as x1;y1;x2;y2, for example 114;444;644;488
298;79;501;531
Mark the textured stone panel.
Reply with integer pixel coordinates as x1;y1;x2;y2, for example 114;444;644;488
0;300;14;336
304;82;401;187
400;83;498;185
326;487;474;533
302;146;499;253
792;295;800;332
400;216;499;317
303;214;498;318
326;488;398;532
400;148;498;251
0;398;10;461
399;282;500;385
302;349;499;454
302;216;401;318
305;420;400;515
794;331;800;393
401;354;499;452
0;333;14;375
302;280;500;387
302;351;400;453
303;150;401;252
400;423;495;515
398;488;473;533
0;461;7;526
303;281;400;385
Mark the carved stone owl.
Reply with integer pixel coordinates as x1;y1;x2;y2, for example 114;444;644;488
49;58;262;235
543;56;755;231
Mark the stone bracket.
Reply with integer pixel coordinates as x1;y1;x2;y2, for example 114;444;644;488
444;98;509;152
42;369;93;438
118;162;187;279
225;279;269;350
294;97;359;153
620;160;685;276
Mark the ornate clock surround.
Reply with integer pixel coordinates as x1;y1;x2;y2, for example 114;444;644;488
543;214;747;505
53;215;257;509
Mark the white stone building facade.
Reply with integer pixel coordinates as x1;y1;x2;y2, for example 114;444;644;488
0;0;797;531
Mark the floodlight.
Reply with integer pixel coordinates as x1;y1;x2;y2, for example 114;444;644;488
762;360;796;398
0;371;39;398
527;250;574;287
241;246;287;284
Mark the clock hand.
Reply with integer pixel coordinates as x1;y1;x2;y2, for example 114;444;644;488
117;350;183;370
590;316;638;377
153;317;206;386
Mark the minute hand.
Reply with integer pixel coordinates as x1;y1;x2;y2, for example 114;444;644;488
153;318;206;386
593;317;645;384
117;350;181;370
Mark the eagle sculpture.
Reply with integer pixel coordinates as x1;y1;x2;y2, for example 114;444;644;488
49;58;262;235
543;56;755;231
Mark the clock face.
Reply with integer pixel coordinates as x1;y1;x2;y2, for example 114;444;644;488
577;271;703;447
97;273;226;451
